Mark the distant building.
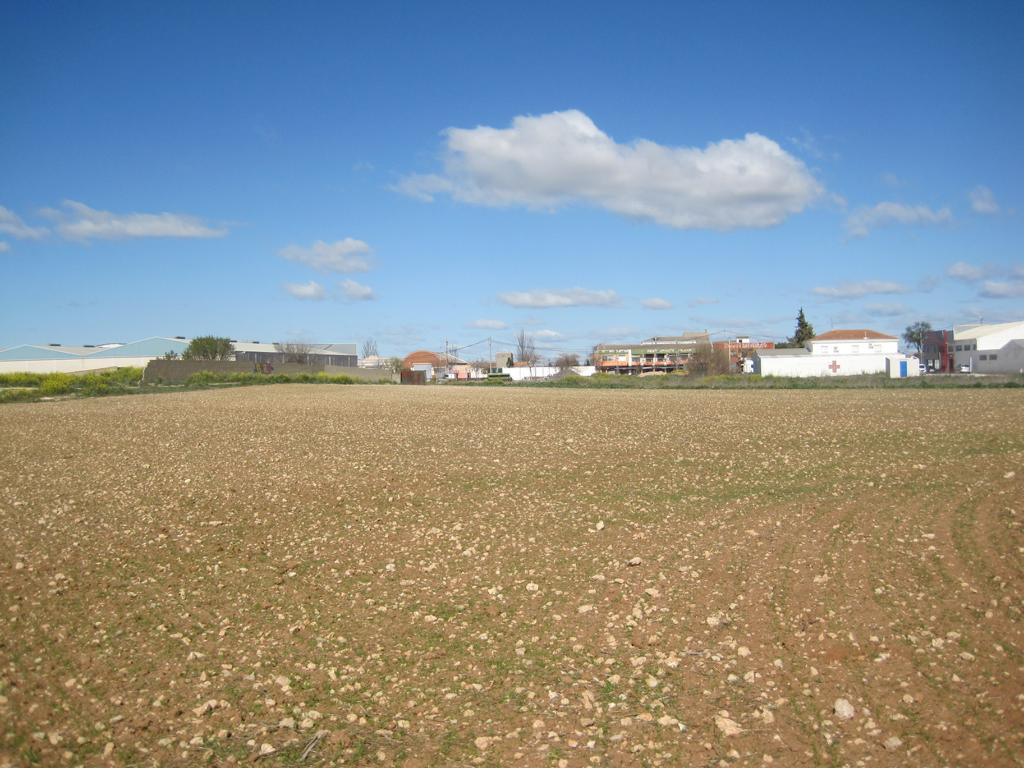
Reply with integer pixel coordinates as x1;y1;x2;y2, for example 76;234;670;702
232;342;356;367
713;337;775;372
593;331;711;373
0;337;357;373
754;329;919;378
952;321;1024;374
0;337;189;374
922;329;954;373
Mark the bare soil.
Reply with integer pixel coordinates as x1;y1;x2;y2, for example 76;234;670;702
1;385;1022;767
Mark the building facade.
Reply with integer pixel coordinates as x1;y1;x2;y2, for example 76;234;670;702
922;329;954;373
952;321;1024;374
593;332;711;373
754;329;918;378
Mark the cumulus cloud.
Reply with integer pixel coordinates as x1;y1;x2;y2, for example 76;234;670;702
340;278;375;301
43;200;226;240
812;280;909;299
498;287;619;308
969;185;999;215
0;205;47;239
280;238;372;273
947;261;987;282
845;202;952;238
398;110;823;230
979;280;1024;299
284;281;325;300
470;319;508;330
641;297;672;310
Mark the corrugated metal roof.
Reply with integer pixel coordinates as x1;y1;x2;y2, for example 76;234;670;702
755;348;811;357
953;320;1024;341
232;342;357;355
90;337;188;358
0;344;96;361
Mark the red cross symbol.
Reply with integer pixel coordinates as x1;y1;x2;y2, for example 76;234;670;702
828;360;841;373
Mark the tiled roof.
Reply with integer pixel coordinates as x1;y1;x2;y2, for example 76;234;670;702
812;329;896;341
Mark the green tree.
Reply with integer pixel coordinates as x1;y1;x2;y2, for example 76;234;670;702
902;321;932;357
782;308;815;348
183;336;235;360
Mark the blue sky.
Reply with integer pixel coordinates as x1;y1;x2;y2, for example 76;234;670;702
2;1;1022;358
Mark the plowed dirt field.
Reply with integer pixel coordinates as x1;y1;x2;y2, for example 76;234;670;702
1;385;1022;767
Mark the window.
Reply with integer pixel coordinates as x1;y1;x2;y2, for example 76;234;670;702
980;354;988;361
955;345;962;351
990;354;997;361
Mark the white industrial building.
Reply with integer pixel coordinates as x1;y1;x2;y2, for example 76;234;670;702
952;320;1024;374
754;329;920;378
0;337;357;373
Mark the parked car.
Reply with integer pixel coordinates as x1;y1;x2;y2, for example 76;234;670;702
959;363;971;373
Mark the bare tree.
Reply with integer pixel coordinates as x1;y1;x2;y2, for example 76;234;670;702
361;338;379;359
274;341;312;364
384;356;403;373
554;352;579;370
687;344;731;377
516;329;538;366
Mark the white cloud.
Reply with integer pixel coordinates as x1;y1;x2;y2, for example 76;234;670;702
641;297;672;310
398;109;823;230
0;241;9;252
845;202;952;238
340;278;375;301
969;185;999;215
280;238;372;273
44;200;226;240
0;205;47;239
470;319;508;330
812;280;909;299
946;261;987;282
498;287;619;308
864;302;907;317
284;281;325;300
979;280;1024;299
535;329;563;339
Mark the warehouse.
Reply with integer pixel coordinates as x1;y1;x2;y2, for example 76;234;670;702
0;337;358;373
0;337;188;374
952;320;1024;374
753;329;919;378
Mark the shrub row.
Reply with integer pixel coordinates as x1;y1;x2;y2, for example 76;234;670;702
0;368;145;401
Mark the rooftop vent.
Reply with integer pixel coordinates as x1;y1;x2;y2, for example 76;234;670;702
252;340;260;343
174;336;186;339
49;343;61;346
84;344;95;348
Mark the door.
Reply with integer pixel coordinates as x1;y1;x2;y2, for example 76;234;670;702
899;360;907;378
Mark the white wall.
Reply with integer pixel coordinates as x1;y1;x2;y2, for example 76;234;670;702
955;340;1024;374
0;356;156;374
500;365;596;381
757;353;895;378
808;339;898;355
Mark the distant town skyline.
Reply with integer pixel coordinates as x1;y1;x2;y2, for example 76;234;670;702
2;2;1023;356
